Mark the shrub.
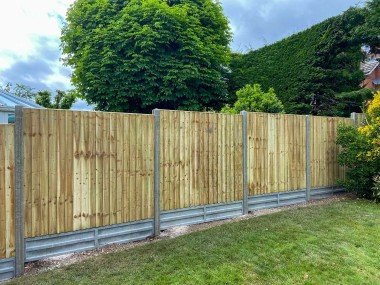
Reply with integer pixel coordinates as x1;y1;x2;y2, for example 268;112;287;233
337;91;380;201
221;84;284;114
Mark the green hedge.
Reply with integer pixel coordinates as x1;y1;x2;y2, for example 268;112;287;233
229;7;368;116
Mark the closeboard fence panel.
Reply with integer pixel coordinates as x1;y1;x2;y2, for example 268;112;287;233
23;109;155;238
0;124;15;259
247;113;306;196
310;116;353;188
160;110;243;211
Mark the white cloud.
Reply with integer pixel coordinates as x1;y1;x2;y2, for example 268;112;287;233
0;0;74;89
221;0;361;51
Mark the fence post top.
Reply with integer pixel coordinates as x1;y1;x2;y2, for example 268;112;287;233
15;105;24;114
152;109;160;115
240;110;248;116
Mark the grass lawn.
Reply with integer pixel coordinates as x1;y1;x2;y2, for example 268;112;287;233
7;198;380;285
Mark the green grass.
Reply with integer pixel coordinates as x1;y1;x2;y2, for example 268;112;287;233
8;199;380;285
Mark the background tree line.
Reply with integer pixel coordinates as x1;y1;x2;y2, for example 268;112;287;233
2;0;380;115
1;82;77;109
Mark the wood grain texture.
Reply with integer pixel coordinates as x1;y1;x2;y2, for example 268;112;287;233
159;110;243;211
310;116;353;188
247;113;307;196
0;124;15;258
22;109;154;238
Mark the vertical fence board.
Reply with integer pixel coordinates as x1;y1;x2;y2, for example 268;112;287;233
88;112;97;228
129;115;137;222
57;111;65;233
116;114;123;224
122;116;130;222
0;125;15;258
48;110;57;235
0;126;5;258
6;125;15;258
109;113;117;225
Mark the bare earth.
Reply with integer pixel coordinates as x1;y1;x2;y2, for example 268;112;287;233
24;194;354;276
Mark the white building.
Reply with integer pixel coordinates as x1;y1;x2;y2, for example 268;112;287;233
0;89;42;124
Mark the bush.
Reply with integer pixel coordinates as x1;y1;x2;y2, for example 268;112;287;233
337;91;380;201
221;84;284;114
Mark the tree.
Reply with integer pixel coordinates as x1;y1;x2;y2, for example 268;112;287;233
0;82;36;100
353;0;380;53
337;91;380;201
221;84;284;114
35;90;76;109
229;5;379;116
61;0;231;113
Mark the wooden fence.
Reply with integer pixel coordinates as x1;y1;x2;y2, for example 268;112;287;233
23;109;155;238
0;108;360;261
0;125;15;259
356;113;367;127
160;111;243;211
247;113;307;196
310;116;353;188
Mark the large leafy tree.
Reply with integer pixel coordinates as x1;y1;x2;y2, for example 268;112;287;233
61;0;231;113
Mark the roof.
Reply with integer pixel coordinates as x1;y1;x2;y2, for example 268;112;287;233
0;89;42;109
360;60;379;75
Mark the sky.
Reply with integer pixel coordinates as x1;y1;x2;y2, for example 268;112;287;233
0;0;363;109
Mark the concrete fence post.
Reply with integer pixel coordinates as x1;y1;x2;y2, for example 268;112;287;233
14;106;25;277
241;111;248;214
350;112;358;128
306;115;311;201
152;109;161;236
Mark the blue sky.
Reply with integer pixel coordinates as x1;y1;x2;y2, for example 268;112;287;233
0;0;362;109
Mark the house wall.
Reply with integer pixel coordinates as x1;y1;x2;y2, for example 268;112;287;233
0;112;9;124
363;66;380;90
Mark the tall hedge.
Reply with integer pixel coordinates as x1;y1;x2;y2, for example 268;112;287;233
229;7;369;116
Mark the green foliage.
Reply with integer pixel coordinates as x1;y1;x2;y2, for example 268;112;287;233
229;5;378;116
353;0;380;53
35;90;76;109
0;82;37;100
334;88;373;117
221;84;284;114
337;92;380;201
61;0;231;113
336;125;376;199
